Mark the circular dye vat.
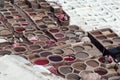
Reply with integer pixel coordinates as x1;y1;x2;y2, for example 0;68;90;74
14;46;27;53
66;73;81;80
58;66;73;76
64;55;76;62
25;9;34;13
29;44;41;50
38;35;50;41
3;12;11;15
86;60;99;67
55;33;64;38
8;8;16;11
5;16;13;19
0;29;12;36
48;55;63;62
49;28;59;33
80;70;94;77
34;59;49;65
72;62;87;72
40;51;52;57
83;44;93;50
63;48;74;54
15;27;25;33
69;25;79;31
53;49;64;55
38;25;47;30
73;46;84;52
66;32;76;38
47;23;57;28
94;67;108;75
75;52;89;59
34;31;44;35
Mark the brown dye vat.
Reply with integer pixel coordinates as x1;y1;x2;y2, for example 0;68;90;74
5;16;13;19
58;66;73;76
69;25;79;31
56;41;66;46
0;9;8;12
63;48;74;55
18;18;26;22
96;35;107;40
8;8;16;11
91;31;101;35
80;70;94;76
35;41;46;47
40;2;50;10
53;49;64;55
37;35;50;41
11;11;19;15
28;54;40;60
36;11;46;18
42;18;53;23
0;29;12;36
73;46;84;52
29;44;41;50
72;62;87;72
66;73;81;80
101;29;113;35
94;67;108;75
75;52;89;59
86;60;99;67
35;20;44;25
14;46;27;54
40;51;53;57
47;22;57;28
106;33;118;38
5;5;13;8
3;12;11;15
102;40;113;45
83;44;93;50
0;50;12;55
113;37;120;42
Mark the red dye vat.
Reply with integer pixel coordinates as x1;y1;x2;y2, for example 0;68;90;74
64;56;75;61
34;59;49;65
16;28;25;33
